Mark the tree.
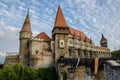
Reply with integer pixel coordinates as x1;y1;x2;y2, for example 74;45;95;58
111;50;120;58
35;68;58;80
0;63;35;80
0;63;58;80
63;71;67;80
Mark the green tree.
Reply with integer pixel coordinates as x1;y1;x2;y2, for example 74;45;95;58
0;63;35;80
63;71;67;80
35;68;58;80
111;50;120;58
0;63;58;80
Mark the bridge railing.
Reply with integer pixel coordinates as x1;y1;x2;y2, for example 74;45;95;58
58;57;119;68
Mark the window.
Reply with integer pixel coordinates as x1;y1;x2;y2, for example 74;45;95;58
61;42;63;45
36;50;39;54
59;40;64;48
51;41;54;49
68;39;73;46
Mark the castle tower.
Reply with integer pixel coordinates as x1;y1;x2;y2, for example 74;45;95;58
52;6;70;69
19;10;32;65
100;34;107;47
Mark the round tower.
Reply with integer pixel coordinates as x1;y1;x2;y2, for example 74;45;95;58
100;34;107;47
19;10;32;65
52;6;70;70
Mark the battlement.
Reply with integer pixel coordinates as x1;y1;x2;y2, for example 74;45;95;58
31;37;44;42
6;52;19;56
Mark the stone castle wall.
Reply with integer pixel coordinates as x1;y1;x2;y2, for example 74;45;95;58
4;53;19;67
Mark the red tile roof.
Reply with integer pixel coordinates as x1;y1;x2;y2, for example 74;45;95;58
69;28;90;42
54;6;69;28
35;32;51;42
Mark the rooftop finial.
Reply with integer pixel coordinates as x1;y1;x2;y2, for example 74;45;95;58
27;8;29;16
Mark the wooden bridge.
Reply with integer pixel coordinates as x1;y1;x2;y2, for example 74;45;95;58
58;57;119;73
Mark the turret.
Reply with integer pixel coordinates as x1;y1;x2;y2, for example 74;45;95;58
52;6;70;70
19;9;32;65
52;6;69;36
100;34;107;47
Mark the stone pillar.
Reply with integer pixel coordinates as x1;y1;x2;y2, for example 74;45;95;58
80;50;85;58
91;51;94;58
92;51;95;58
88;51;90;58
94;58;99;74
99;52;101;57
89;51;92;58
78;49;82;58
85;50;90;58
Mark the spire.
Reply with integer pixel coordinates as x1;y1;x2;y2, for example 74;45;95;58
79;34;81;40
100;33;106;42
90;38;93;43
85;36;87;42
85;36;89;42
21;9;31;32
73;32;76;39
54;6;68;28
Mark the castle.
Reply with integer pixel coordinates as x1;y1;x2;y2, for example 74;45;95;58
4;6;111;79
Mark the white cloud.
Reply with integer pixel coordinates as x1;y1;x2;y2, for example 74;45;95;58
19;6;24;10
31;0;41;6
0;25;20;52
32;30;39;37
63;0;120;51
0;0;120;52
0;31;4;37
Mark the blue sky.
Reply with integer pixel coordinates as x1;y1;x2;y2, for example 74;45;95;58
0;0;120;54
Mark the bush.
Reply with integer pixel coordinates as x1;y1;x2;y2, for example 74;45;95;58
0;63;58;80
63;71;67;80
35;68;58;80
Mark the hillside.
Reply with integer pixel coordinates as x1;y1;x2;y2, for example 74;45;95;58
111;50;120;58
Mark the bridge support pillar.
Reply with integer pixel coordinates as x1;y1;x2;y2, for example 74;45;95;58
86;50;90;58
94;58;99;74
91;51;95;58
81;50;85;58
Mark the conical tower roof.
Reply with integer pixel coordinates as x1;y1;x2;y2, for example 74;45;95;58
21;9;31;32
100;34;106;42
54;6;68;28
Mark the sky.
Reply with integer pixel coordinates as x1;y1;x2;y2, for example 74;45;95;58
0;0;120;55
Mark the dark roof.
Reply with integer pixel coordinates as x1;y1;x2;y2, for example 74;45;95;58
100;34;107;42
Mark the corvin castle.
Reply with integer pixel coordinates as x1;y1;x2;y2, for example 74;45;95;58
4;6;111;80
